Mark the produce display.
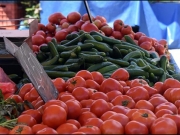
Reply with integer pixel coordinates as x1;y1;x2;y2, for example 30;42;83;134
1;11;180;134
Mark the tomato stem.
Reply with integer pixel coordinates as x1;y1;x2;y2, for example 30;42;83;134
121;100;129;106
141;113;148;118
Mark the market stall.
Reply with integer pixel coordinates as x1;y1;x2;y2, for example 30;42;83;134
0;0;180;134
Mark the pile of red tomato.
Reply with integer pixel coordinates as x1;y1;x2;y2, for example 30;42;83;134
1;68;180;134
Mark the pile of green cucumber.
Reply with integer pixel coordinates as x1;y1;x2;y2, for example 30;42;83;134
36;30;179;86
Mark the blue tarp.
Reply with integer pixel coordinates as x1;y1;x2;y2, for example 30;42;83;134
40;1;180;49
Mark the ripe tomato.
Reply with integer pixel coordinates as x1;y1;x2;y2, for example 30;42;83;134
66;76;86;93
46;22;56;33
72;132;86;134
126;86;149;102
130;109;157;128
59;94;75;102
78;111;97;126
52;78;66;93
155;102;178;114
0;126;10;134
143;85;158;97
72;87;90;101
80;99;94;108
91;71;104;85
34;100;44;109
22;109;42;124
169;88;180;103
28;87;39;102
56;123;78;134
17;114;37;127
148;96;168;108
9;125;33;134
130;79;149;87
123;86;131;94
138;36;152;46
88;88;98;96
108;113;129;127
38;23;46;31
153;81;163;94
32;35;45;46
65;99;82;119
99;78;123;93
84;118;103;129
126;109;138;119
18;83;33;100
43;99;68;113
77;125;101;134
42;105;67;129
135;100;154;112
162;114;180;133
66;119;81;129
113;19;124;31
150;93;164;99
111;105;130;115
162;78;180;92
125;121;149;134
85;79;100;90
101;119;124;134
121;25;132;35
36;127;58;134
155;109;174;118
110;68;129;81
55;30;68;42
36;30;46;37
75;70;93;80
90;92;109;102
90;99;110;118
100;111;117;121
175;100;180;108
111;95;135;109
139;41;152;51
32;124;48;133
106;91;122;102
67;11;81;24
134;32;146;40
7;94;23;103
163;88;174;101
150;117;177;134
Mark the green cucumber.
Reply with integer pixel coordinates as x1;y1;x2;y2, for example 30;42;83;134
65;63;82;71
149;51;160;59
84;33;94;40
66;33;79;40
65;58;84;65
148;68;164;76
160;55;168;72
119;49;129;56
123;50;142;61
45;70;76;79
81;51;106;57
90;31;121;44
87;61;113;72
39;45;49;52
97;64;119;74
51;38;58;46
56;45;66;52
110;46;122;58
124;35;137;45
84;40;113;53
58;58;65;64
106;57;129;67
92;35;103;42
60;40;70;45
36;52;48;62
79;43;94;51
126;69;149;78
41;55;59;66
51;65;68;71
114;44;137;51
60;46;81;59
79;53;105;64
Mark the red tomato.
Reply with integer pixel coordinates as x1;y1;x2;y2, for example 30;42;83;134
111;105;130;115
28;87;39;102
126;86;149;102
99;78;123;93
130;79;149;87
36;127;58;134
125;121;149;134
9;125;33;134
66;119;81;129
32;124;48;133
155;109;174;118
78;111;97;126
110;68;129;81
55;30;68;42
126;109;138;119
32;35;45;46
91;71;104;85
77;125;101;134
143;85;158;97
148;96;168;108
150;117;177;134
65;99;82;119
52;78;66;93
72;87;90;101
135;100;154;112
100;111;117;121
138;36;152;46
75;70;93;80
108;113;129;127
32;45;40;52
42;105;67;129
85;79;100;90
56;123;78;134
66;76;86;93
101;119;124;134
18;83;33;100
17;114;37;127
0;126;10;134
155;102;178;114
84;118;103;129
130;109;157;129
111;95;135;109
90;99;111;118
36;30;46;37
22;109;42;124
90;92;109;102
121;25;132;35
59;94;75;102
80;99;94;108
7;94;23;103
106;91;122;102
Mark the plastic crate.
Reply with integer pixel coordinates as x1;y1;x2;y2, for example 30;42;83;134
0;2;25;29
